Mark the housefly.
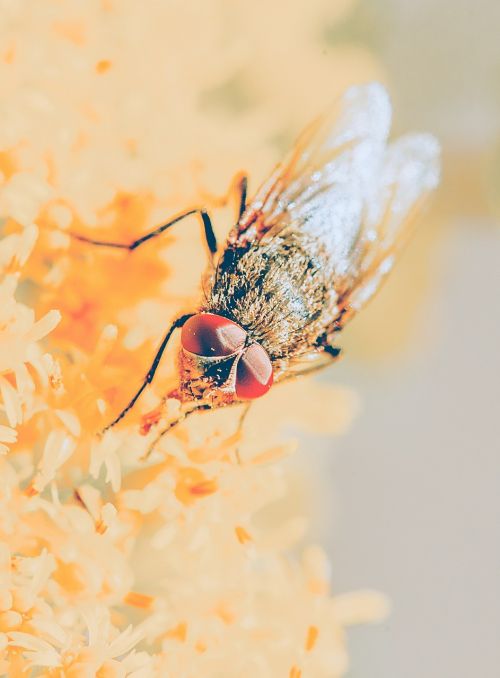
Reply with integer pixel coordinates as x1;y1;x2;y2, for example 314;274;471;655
73;83;440;440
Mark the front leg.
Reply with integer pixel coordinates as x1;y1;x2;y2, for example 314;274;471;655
102;313;193;433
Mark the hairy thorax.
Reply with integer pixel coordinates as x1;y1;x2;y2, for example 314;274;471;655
206;233;333;359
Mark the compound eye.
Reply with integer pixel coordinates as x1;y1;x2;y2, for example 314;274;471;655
181;313;246;358
235;343;273;400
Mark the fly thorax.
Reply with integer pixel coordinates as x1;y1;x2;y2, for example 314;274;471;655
208;235;331;359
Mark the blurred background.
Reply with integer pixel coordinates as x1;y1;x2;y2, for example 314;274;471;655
305;1;500;677
2;0;499;675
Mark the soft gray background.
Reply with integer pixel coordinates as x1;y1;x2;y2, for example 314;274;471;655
315;223;499;678
310;1;500;676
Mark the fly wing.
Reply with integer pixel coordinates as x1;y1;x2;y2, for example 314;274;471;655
232;83;440;331
339;132;441;322
233;83;393;266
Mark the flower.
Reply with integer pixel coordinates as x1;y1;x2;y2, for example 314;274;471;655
0;2;392;675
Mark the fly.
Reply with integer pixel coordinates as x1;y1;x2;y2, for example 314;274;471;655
72;83;440;444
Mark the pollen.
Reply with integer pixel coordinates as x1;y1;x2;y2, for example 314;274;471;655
305;624;319;651
2;45;15;65
235;525;252;544
164;622;188;643
23;483;38;498
124;592;154;609
94;519;107;534
175;467;218;505
95;59;112;74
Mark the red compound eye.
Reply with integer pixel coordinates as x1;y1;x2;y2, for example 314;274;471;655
181;313;246;358
235;343;273;400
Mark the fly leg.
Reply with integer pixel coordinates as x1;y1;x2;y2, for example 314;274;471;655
71;208;218;263
237;401;252;435
142;403;212;460
235;173;248;220
197;171;248;222
71;173;248;260
323;345;341;359
102;313;193;433
143;397;249;461
234;402;252;464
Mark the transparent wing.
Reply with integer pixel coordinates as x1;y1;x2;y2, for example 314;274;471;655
232;83;440;330
340;132;441;321
272;347;342;385
234;83;392;268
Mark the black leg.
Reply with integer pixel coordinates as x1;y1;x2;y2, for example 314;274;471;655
236;175;248;221
323;345;341;358
72;208;218;260
102;313;193;433
72;172;249;257
201;171;248;221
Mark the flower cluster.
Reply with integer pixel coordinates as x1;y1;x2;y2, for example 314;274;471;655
0;2;388;675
